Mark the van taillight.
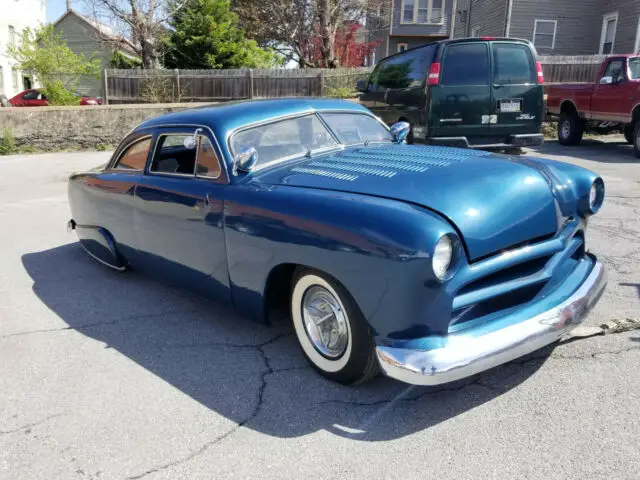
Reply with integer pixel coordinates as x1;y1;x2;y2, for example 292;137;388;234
536;61;544;84
428;62;441;86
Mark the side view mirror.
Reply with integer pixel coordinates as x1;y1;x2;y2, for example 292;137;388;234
356;79;368;92
233;146;258;174
390;121;411;144
183;127;203;149
599;76;613;85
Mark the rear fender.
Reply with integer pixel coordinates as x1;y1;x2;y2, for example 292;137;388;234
73;223;127;271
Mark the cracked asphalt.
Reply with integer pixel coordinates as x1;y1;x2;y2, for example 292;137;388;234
1;138;639;480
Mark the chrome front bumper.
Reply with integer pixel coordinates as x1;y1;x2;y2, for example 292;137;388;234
376;260;607;386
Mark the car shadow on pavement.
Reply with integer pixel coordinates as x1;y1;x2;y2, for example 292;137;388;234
531;139;637;164
22;243;548;442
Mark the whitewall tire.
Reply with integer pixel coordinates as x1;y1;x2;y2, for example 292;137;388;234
291;268;379;385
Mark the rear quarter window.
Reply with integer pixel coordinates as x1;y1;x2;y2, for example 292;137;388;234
369;45;435;90
441;43;490;86
492;43;536;84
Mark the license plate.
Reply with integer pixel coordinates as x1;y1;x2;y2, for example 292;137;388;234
500;100;521;113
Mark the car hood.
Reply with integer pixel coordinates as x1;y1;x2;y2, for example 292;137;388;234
252;144;560;261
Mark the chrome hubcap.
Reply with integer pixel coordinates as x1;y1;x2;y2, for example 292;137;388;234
561;120;571;139
301;286;348;358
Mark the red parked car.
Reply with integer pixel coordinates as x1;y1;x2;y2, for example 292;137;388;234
7;89;103;107
546;55;640;157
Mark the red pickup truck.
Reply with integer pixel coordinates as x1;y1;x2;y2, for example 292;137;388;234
546;54;640;157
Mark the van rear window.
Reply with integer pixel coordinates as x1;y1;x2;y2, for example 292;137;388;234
441;43;489;86
492;43;536;84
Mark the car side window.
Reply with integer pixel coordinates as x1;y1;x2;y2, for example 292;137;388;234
441;43;490;86
113;137;152;170
603;59;625;82
150;134;198;175
196;136;222;178
23;90;39;100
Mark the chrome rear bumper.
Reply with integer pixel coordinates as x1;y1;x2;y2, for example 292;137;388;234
376;260;607;386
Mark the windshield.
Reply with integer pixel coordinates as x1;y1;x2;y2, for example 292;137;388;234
230;115;338;168
229;112;393;169
321;113;393;145
629;57;640;79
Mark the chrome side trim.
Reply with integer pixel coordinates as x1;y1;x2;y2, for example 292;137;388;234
376;259;606;386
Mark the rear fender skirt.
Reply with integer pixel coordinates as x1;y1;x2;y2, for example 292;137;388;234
74;224;127;271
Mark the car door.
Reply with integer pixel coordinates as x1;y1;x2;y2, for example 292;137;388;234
429;41;491;142
359;57;392;122
490;41;542;137
133;127;231;304
20;90;46;106
591;58;633;122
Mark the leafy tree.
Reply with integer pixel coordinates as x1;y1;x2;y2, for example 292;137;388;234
110;50;142;69
164;0;280;69
8;25;101;105
234;0;387;68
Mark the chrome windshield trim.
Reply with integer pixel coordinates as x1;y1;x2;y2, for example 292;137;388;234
226;109;390;173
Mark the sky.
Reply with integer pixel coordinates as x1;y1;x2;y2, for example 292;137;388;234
46;0;87;23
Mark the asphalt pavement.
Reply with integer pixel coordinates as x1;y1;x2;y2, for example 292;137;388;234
1;138;638;480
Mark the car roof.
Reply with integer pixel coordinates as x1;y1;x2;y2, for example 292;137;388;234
381;37;534;62
136;98;371;137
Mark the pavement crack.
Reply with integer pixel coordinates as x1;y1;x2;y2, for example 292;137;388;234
0;413;65;435
125;333;294;479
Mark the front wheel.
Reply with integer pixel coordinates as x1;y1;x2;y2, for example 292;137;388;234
557;111;584;146
290;268;379;385
624;124;634;145
633;122;640;158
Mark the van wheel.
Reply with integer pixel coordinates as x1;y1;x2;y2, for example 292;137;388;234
633;122;640;158
624;124;634;144
558;111;583;146
290;268;379;385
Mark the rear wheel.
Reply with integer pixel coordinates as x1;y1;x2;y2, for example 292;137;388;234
624;124;634;144
557;111;584;146
633;122;640;158
290;268;379;385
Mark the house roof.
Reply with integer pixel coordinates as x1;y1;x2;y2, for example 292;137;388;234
53;9;139;58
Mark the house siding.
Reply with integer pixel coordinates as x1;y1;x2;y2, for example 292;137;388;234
54;14;112;97
391;0;454;37
601;0;640;53
453;0;508;38
509;0;602;55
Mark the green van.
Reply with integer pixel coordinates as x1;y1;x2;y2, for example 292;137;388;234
357;38;544;149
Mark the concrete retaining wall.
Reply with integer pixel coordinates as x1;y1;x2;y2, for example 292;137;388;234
0;103;212;149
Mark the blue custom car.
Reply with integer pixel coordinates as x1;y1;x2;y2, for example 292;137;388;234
67;98;607;386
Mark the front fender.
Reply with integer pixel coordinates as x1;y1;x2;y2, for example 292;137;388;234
223;184;457;341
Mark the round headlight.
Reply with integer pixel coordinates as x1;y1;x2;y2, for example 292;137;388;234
589;183;598;210
433;235;453;280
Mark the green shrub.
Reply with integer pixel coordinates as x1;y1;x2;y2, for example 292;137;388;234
42;80;81;106
324;87;357;99
0;126;17;155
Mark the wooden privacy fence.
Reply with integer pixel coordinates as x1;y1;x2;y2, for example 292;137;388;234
538;55;607;84
103;55;607;104
103;67;372;104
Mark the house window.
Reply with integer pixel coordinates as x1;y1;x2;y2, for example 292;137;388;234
533;20;557;49
402;0;415;22
471;27;480;37
397;43;408;53
401;0;445;24
8;25;16;44
600;12;618;54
